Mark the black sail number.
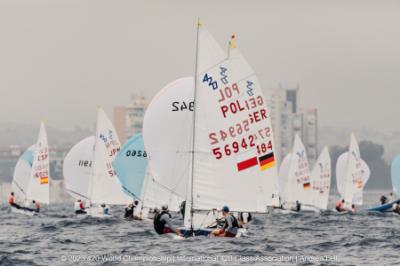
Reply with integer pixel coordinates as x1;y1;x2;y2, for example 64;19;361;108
172;101;194;112
126;150;147;157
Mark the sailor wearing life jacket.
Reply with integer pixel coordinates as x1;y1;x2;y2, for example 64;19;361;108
25;200;40;213
9;192;21;209
153;204;183;237
211;206;239;238
74;199;86;214
335;199;345;212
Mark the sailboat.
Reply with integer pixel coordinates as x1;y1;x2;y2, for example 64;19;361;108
63;108;131;217
335;133;370;212
177;22;279;237
113;133;184;220
11;122;50;215
276;134;319;212
367;154;400;212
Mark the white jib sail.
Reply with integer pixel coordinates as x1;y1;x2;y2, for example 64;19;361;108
140;171;184;212
88;108;131;205
284;134;313;207
310;146;331;210
142;77;194;203
63;136;95;201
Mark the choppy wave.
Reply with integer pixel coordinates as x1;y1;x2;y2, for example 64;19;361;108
0;191;399;265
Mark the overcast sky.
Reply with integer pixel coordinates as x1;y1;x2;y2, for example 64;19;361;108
0;0;399;132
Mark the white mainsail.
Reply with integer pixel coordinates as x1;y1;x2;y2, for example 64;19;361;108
310;146;331;210
88;108;131;205
283;134;313;207
142;77;194;203
336;134;370;207
185;23;278;229
12;122;50;204
63;136;94;201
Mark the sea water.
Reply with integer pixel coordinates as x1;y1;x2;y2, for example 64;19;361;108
0;190;398;266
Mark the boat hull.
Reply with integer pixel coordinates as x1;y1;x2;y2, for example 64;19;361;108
367;199;400;212
11;206;38;216
177;227;247;238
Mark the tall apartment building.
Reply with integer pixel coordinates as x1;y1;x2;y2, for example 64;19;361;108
269;86;318;165
114;95;149;144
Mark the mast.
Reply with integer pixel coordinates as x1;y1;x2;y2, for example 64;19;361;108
189;19;201;231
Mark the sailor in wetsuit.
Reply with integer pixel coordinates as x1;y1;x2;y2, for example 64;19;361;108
153;204;183;237
380;195;388;205
211;206;239;238
295;200;301;212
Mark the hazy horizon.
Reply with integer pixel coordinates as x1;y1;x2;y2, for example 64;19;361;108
0;0;399;131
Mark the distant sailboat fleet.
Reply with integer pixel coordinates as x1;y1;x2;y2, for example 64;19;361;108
7;21;400;237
